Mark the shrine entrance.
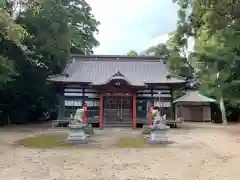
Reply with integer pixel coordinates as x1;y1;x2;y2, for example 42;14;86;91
103;95;133;127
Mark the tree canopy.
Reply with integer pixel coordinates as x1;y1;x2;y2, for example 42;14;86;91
141;38;193;78
127;50;138;56
0;0;99;124
139;0;240;123
172;0;240;123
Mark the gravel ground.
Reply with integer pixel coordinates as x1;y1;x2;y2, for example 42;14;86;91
1;123;240;180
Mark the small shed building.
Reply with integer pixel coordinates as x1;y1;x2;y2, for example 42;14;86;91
174;91;216;122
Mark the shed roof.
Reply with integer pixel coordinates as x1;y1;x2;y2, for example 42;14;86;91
49;55;186;86
174;91;216;103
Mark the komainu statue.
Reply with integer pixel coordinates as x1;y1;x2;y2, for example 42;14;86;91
70;108;84;125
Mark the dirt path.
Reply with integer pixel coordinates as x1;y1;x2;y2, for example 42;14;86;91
0;124;240;180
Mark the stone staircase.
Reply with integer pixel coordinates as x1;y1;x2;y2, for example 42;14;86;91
103;120;133;128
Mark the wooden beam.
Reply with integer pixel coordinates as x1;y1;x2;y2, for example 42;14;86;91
57;95;63;119
170;88;175;121
150;88;154;104
82;87;85;106
99;95;103;129
132;95;137;129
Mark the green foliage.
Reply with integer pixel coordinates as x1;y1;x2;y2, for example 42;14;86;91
0;8;27;44
145;43;169;57
0;56;17;85
0;0;99;124
127;50;138;56
142;38;194;78
172;0;240;123
166;32;194;78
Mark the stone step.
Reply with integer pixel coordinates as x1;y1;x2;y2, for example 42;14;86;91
103;121;132;124
104;123;132;126
103;124;133;128
103;124;133;127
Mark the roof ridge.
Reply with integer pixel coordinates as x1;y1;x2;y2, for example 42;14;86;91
173;91;190;102
70;54;166;62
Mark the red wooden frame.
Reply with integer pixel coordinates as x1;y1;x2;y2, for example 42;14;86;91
83;104;88;124
97;83;138;129
99;95;103;129
149;105;153;125
132;94;137;129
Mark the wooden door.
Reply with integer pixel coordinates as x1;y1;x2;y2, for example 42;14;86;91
103;95;133;127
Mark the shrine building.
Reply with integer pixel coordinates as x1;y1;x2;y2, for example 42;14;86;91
49;55;187;128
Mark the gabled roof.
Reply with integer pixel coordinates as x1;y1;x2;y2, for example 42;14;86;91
92;70;137;85
174;91;216;103
49;55;186;86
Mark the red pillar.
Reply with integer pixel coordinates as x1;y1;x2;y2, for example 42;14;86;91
149;106;153;125
132;94;137;129
83;104;88;124
99;95;103;129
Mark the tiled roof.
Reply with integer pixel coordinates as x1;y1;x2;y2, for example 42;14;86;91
174;91;216;103
49;55;186;86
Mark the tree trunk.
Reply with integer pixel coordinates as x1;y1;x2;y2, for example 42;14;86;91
219;96;227;125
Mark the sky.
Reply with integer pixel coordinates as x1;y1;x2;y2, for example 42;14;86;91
86;0;179;55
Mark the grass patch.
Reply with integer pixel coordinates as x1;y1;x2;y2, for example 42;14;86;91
17;135;72;148
115;137;168;148
116;137;147;148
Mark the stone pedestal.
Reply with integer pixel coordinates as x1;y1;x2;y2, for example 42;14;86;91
84;124;94;135
67;124;88;143
148;125;170;144
142;125;151;134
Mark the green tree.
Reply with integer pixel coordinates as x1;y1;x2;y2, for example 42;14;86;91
127;50;138;56
144;43;169;57
166;32;194;78
0;0;46;85
0;0;99;124
0;0;28;86
172;0;240;124
141;39;193;78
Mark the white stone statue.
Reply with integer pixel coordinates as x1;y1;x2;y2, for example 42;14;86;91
152;108;166;125
70;108;84;125
149;112;170;144
162;114;166;122
67;108;88;143
153;111;161;124
152;109;158;122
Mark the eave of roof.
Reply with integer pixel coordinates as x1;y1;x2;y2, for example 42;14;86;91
48;55;187;85
174;91;216;103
